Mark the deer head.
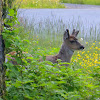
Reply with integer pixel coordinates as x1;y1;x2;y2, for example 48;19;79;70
63;29;84;51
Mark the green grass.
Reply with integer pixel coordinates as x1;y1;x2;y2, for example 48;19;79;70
14;0;65;8
13;0;100;9
60;0;100;5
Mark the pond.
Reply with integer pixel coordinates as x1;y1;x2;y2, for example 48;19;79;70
18;7;100;40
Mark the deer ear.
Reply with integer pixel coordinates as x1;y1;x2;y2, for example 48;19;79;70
72;29;75;35
72;29;79;37
75;30;79;37
63;29;69;40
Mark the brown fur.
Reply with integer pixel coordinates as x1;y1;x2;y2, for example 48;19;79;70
43;29;85;66
6;29;84;66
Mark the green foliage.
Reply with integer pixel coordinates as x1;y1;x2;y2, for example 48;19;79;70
60;0;100;5
14;0;65;8
3;8;29;54
5;59;100;99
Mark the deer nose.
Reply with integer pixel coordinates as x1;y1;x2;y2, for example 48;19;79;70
80;46;85;50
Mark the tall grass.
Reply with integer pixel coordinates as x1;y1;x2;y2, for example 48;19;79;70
18;15;100;48
14;0;65;8
61;0;100;5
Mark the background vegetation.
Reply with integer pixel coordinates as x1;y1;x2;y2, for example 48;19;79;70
14;0;65;8
14;0;100;9
60;0;100;5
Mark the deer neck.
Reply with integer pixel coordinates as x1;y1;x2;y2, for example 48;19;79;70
57;42;74;63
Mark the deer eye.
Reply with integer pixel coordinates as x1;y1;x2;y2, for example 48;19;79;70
70;41;75;43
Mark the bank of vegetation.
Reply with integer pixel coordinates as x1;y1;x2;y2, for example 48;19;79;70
14;0;65;8
61;0;100;5
14;0;100;9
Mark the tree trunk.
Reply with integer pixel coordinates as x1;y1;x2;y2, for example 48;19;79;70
0;0;6;98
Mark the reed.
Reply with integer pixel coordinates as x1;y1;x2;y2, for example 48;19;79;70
18;15;100;49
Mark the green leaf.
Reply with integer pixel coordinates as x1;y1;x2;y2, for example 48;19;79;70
13;81;22;87
55;90;68;99
8;9;15;16
0;98;3;100
23;79;34;84
42;55;46;61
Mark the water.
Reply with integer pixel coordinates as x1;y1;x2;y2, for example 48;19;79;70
18;8;100;40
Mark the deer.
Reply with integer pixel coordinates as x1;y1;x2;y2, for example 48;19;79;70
41;29;85;66
5;29;84;66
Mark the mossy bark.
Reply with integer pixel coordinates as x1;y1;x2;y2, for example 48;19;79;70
0;0;6;98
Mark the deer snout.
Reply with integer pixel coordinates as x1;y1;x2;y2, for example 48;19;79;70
80;46;85;50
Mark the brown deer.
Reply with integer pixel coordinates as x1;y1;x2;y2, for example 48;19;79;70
42;29;84;66
6;29;84;66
